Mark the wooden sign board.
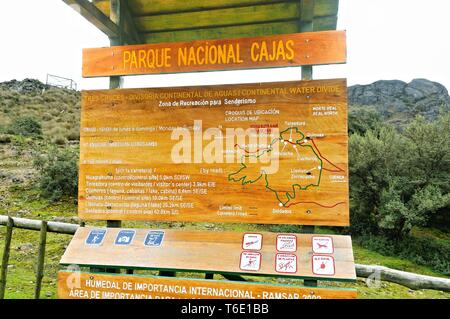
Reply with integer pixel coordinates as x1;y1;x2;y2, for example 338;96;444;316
79;79;349;226
58;272;357;299
60;228;356;281
82;31;346;77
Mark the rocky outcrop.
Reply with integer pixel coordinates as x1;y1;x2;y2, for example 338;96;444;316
349;79;450;126
0;78;49;94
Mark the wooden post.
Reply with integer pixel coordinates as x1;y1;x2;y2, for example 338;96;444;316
108;0;123;222
107;0;123;228
34;221;48;299
300;0;314;80
158;271;176;277
109;0;124;90
300;0;317;288
0;216;13;299
105;0;124;274
205;273;214;280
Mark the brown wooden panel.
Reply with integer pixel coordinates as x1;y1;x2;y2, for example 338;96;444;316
79;79;349;225
134;3;300;32
82;30;346;77
130;0;296;16
143;18;337;44
57;271;357;299
144;21;300;44
94;0;338;19
60;228;356;281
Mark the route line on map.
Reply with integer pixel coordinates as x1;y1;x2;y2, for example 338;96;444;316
310;139;345;173
284;201;346;209
228;127;345;208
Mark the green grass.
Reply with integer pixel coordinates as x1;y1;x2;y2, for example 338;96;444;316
353;245;447;278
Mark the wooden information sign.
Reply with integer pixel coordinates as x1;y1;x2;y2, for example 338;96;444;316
58;272;357;299
60;227;356;281
79;79;349;225
82;31;346;77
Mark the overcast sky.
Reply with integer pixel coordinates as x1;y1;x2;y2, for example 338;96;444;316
0;0;448;90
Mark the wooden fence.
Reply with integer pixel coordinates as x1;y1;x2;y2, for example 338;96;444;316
0;214;449;298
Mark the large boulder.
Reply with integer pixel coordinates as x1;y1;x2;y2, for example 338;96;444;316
348;79;450;126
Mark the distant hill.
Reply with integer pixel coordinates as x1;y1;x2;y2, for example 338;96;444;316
0;78;80;143
349;79;450;128
0;78;448;138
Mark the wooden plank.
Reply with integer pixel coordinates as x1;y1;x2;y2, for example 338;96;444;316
134;2;300;32
142;17;337;44
82;30;346;77
78;79;349;226
127;0;336;17
78;1;338;44
57;271;357;299
144;21;300;44
60;228;356;281
314;0;339;18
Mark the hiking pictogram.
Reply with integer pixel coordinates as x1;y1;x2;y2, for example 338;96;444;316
85;229;107;246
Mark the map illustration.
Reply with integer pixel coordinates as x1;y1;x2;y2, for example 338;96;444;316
228;127;345;209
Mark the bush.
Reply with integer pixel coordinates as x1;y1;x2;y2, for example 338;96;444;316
349;113;450;238
0;134;12;144
52;135;67;145
33;147;78;201
348;107;383;135
354;234;450;275
7;116;42;137
66;129;80;141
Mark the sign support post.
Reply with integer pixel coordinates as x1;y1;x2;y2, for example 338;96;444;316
300;0;318;288
105;0;123;275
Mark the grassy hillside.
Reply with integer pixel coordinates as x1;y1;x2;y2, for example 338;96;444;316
0;80;80;143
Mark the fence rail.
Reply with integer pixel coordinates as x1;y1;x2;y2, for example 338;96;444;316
1;214;449;298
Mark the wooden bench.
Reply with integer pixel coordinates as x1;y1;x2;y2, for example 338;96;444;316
58;227;357;299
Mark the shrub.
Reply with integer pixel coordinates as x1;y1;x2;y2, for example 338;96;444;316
52;135;67;145
33;147;78;201
7;116;42;137
349;113;450;238
354;234;450;275
66;129;80;141
0;134;12;144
